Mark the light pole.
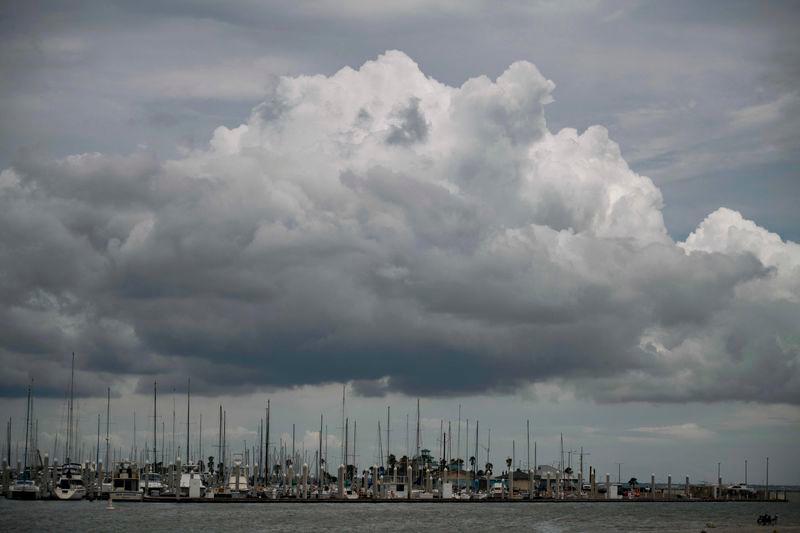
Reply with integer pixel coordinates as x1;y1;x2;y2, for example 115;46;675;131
615;462;623;484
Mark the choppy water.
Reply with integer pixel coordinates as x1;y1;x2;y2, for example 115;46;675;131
2;499;798;532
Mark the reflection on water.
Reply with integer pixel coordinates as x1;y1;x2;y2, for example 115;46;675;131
2;499;798;532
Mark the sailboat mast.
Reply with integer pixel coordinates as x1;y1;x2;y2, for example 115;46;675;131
153;381;157;468
265;399;270;481
386;406;390;467
186;378;191;463
96;413;100;471
105;387;110;473
341;385;346;467
67;352;75;462
527;419;530;470
23;382;31;473
415;399;420;460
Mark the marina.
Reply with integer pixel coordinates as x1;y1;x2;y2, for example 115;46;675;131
2;362;792;506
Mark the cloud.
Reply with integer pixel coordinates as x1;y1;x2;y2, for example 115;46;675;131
627;423;715;441
1;51;798;404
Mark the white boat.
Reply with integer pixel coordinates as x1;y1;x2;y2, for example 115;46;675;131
54;463;87;500
110;461;142;501
490;481;505;498
226;456;250;497
141;471;164;497
9;478;42;500
180;464;207;498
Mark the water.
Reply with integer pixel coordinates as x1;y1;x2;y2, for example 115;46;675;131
2;499;798;532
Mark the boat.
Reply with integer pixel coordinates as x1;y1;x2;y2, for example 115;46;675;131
9;477;42;500
226;455;250;497
141;470;164;497
179;463;207;498
343;487;360;499
54;462;87;500
110;460;142;501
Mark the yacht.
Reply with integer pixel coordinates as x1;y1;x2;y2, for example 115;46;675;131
226;456;250;497
9;476;42;500
179;463;207;498
141;471;165;497
54;463;86;500
110;461;142;501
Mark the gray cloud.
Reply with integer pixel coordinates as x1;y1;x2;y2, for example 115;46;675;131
1;52;797;405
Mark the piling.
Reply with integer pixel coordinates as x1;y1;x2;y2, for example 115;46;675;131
406;464;412;499
605;473;610;500
2;459;8;496
667;473;672;500
529;469;535;501
337;464;345;498
301;463;309;499
651;473;655;500
685;475;689;499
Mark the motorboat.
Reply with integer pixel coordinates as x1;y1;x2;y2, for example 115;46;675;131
180;463;207;498
226;456;250;497
9;477;42;500
110;460;142;501
54;463;86;500
141;471;164;497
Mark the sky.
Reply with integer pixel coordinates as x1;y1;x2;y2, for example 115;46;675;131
0;0;798;484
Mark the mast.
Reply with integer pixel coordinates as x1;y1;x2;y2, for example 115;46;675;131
341;385;346;467
474;420;478;476
487;428;491;464
186;378;190;464
218;405;222;472
23;381;31;474
353;420;357;473
318;413;323;482
67;352;75;462
265;400;270;482
153;381;157;469
377;420;383;468
105;387;110;474
386;406;390;467
199;414;202;469
95;413;100;472
457;404;461;476
415;399;420;460
171;389;176;463
527;419;530;470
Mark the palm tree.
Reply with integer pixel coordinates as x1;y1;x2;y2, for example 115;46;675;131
469;456;476;471
506;457;512;472
628;477;638;489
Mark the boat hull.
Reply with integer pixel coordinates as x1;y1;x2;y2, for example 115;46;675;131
111;491;143;501
54;487;86;500
9;489;41;500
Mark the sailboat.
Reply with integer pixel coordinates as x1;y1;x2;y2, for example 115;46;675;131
9;382;42;500
54;353;86;500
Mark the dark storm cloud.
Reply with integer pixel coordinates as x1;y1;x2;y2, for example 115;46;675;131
1;51;798;404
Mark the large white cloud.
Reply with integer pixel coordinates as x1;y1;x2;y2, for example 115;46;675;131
1;51;797;403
